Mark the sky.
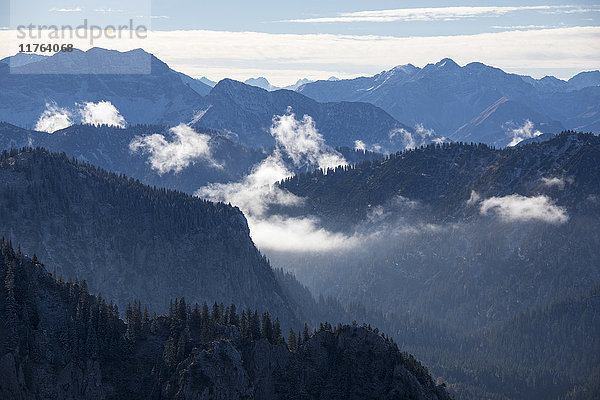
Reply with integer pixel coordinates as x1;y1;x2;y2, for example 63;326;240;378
1;0;599;85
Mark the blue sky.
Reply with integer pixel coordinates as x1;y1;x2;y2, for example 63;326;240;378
1;1;599;84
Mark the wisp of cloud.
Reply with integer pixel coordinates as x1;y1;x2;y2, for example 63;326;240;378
35;103;73;133
129;124;218;174
79;101;126;128
480;194;568;224
196;111;352;252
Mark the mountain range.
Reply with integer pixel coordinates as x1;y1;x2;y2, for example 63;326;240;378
0;48;433;152
1;45;599;400
297;59;600;146
4;48;597;151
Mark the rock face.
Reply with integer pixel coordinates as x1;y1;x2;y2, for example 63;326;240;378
0;241;451;400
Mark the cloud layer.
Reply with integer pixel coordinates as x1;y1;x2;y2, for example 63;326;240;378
2;26;598;85
480;194;568;224
129;124;217;174
284;5;599;23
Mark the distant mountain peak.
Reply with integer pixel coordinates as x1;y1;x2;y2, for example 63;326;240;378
435;58;459;69
390;64;417;74
244;76;279;91
199;76;217;87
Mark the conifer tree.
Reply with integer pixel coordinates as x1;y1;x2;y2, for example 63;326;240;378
288;329;297;352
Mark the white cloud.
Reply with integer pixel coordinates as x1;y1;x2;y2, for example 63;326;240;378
197;154;301;217
79;101;126;128
491;25;553;30
540;177;567;189
49;7;82;12
506;120;543;146
1;27;599;84
196;112;350;252
34;103;73;133
249;215;357;252
354;140;366;151
95;8;123;13
129;124;218;174
271;112;346;170
284;6;599;23
34;101;127;132
480;194;568;224
467;190;481;206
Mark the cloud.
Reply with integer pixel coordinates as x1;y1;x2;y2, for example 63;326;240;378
354;140;366;151
506;120;543;146
34;101;127;133
94;8;123;13
129;124;218;174
480;194;568;224
466;190;481;206
491;25;553;30
540;177;567;189
283;6;599;23
196;112;350;252
249;215;357;252
151;15;169;19
1;27;599;84
271;112;346;170
49;7;82;12
197;154;301;216
35;103;73;133
388;124;438;150
389;128;416;150
79;101;126;128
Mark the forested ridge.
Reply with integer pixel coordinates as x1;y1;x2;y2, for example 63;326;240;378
0;239;451;400
278;131;600;226
0;147;302;328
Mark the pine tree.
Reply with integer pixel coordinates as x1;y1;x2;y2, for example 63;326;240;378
240;311;248;340
261;312;273;342
229;304;239;327
288;329;297;352
250;310;260;340
273;317;282;344
211;301;220;323
303;323;309;343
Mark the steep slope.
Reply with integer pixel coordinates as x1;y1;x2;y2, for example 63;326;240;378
194;79;431;151
0;48;207;128
298;59;600;145
0;148;300;325
0;240;451;400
